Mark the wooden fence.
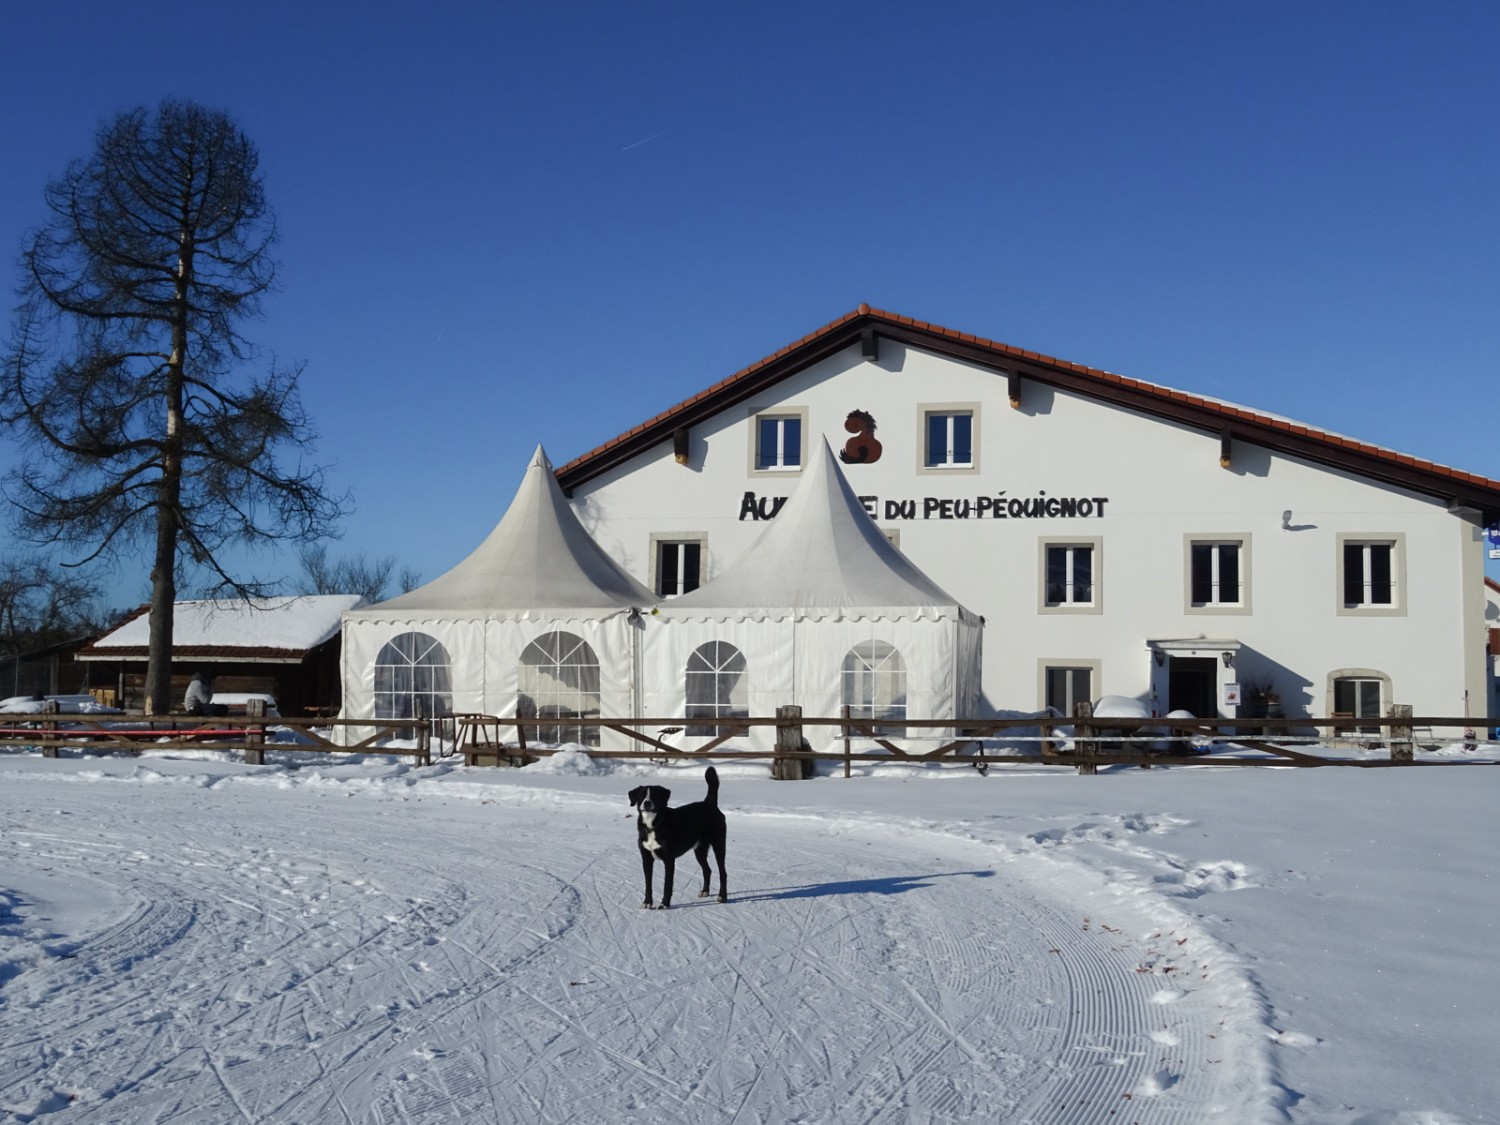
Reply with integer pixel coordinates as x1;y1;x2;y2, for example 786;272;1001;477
0;711;432;765
434;704;1499;776
4;703;1496;776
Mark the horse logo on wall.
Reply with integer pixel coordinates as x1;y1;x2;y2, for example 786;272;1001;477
838;409;883;464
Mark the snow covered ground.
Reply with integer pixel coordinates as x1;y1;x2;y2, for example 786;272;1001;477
1;746;1496;1124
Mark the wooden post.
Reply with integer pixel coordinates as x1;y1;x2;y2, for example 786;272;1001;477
41;698;60;758
773;704;809;780
244;697;266;765
1388;703;1414;762
1073;700;1097;776
416;715;431;767
842;704;852;779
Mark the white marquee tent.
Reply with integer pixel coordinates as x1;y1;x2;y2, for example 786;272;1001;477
644;439;983;750
340;446;653;742
342;441;980;752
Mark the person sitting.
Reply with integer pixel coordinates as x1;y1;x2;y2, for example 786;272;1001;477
184;671;214;716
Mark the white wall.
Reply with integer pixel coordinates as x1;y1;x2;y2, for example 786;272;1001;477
570;340;1483;720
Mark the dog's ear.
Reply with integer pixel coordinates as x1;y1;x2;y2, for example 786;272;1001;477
628;786;646;807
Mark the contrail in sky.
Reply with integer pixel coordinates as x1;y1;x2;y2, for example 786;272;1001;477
621;128;672;152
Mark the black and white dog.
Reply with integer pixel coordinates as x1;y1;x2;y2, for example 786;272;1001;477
628;767;728;909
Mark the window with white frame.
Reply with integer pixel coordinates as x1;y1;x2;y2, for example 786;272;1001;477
374;632;452;720
754;413;802;471
1044;543;1096;608
517;631;602;746
685;641;748;736
1342;540;1398;609
653;537;703;598
842;641;907;732
1044;665;1093;717
1188;539;1245;609
923;409;974;469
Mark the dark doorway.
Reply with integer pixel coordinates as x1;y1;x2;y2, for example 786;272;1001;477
1168;657;1218;717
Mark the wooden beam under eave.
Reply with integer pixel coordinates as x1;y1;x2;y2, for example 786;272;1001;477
673;427;690;465
1220;429;1233;469
1007;372;1022;409
860;327;879;360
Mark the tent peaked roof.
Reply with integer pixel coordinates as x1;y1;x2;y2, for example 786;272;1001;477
359;445;652;618
665;438;973;619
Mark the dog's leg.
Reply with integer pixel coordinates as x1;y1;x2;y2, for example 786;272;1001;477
695;841;713;898
639;848;655;909
657;855;675;909
711;837;728;903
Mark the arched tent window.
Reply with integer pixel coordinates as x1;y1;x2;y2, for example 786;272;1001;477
686;641;748;737
843;641;907;733
374;632;452;720
518;631;601;746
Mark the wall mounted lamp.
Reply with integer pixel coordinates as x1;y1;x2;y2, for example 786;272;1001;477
1221;650;1235;667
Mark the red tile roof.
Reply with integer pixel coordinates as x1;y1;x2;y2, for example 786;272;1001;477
555;305;1500;519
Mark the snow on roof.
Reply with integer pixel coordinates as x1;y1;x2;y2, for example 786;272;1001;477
349;445;653;620
661;438;975;621
80;594;365;659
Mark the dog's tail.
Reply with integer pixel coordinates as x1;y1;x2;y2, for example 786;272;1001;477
704;765;720;806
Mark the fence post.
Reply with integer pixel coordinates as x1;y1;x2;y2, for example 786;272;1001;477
842;704;852;779
416;714;431;767
773;704;810;780
41;698;60;758
1388;703;1413;762
245;698;266;765
1073;700;1097;776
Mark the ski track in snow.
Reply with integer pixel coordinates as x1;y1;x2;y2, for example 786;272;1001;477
0;770;1280;1124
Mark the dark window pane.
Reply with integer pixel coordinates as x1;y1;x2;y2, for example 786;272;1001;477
952;414;972;464
1369;545;1393;604
1344;543;1365;605
1219;545;1240;602
1190;544;1213;603
1074;548;1093;601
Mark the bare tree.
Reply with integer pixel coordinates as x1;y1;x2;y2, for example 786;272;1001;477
297;544;418;604
0;556;113;656
1;100;347;713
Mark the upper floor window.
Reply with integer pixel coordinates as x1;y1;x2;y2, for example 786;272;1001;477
923;410;973;469
653;537;703;598
754;413;802;471
1343;541;1395;607
1187;538;1248;611
1045;543;1095;607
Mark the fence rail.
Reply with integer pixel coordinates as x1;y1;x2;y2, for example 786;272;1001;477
437;706;1500;776
4;705;1496;775
0;713;432;765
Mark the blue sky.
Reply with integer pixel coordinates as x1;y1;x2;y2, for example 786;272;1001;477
2;0;1497;604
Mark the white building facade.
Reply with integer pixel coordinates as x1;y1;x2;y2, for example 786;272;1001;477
557;306;1500;723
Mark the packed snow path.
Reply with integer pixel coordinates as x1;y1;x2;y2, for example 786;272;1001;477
2;768;1267;1123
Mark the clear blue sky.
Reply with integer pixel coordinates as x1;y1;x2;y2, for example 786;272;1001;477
3;0;1497;605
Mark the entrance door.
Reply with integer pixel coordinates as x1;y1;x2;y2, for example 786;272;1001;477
1168;657;1218;717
